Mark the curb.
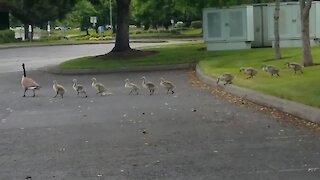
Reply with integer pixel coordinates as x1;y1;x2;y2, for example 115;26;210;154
0;40;168;50
45;63;196;75
195;65;320;123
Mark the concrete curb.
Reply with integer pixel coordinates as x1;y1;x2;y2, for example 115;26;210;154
0;40;167;50
45;63;196;75
195;65;320;123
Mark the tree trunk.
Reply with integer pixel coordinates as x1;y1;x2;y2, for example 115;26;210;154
24;23;28;40
111;0;131;52
299;0;313;66
24;23;34;41
274;0;281;59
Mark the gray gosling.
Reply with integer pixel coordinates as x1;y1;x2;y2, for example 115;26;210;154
21;63;41;97
285;62;303;74
141;76;156;95
72;79;87;98
125;78;140;95
53;80;66;98
261;64;280;77
239;67;258;79
217;73;234;85
160;77;175;94
91;77;112;96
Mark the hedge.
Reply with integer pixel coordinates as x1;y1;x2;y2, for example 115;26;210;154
0;29;16;43
191;21;202;29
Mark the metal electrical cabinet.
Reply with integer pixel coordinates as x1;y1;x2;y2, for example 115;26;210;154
267;1;320;47
203;6;254;51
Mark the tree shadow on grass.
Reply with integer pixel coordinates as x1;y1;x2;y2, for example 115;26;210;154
95;49;159;60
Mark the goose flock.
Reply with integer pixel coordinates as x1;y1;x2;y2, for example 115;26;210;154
21;63;176;98
216;62;303;85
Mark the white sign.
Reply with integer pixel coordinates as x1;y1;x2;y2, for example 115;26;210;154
28;25;32;33
90;16;97;24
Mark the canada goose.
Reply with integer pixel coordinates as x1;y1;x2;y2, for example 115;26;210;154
217;73;234;85
141;76;156;95
261;64;280;77
160;77;175;94
285;62;303;74
239;67;258;79
91;77;112;96
53;80;66;98
125;79;140;95
21;63;41;97
72;79;87;98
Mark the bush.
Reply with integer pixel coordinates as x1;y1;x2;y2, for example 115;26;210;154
0;29;16;43
191;21;202;29
170;29;181;34
135;31;142;34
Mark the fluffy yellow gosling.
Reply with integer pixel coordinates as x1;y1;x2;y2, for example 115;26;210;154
141;76;156;95
53;80;66;98
160;77;175;94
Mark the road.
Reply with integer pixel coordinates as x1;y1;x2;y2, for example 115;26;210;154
0;41;180;73
0;69;319;179
0;44;319;179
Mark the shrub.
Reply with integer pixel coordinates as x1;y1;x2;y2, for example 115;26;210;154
170;29;180;34
191;21;202;29
175;22;185;29
0;29;16;43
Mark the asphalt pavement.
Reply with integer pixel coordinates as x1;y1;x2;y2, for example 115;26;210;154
0;41;187;73
0;69;319;179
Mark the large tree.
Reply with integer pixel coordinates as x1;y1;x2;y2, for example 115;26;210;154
299;0;313;66
112;0;131;52
8;0;76;40
132;0;176;30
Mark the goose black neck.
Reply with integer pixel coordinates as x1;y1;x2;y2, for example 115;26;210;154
22;63;26;77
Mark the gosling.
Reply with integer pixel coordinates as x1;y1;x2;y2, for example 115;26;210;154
217;73;234;85
141;76;156;95
160;77;175;94
125;78;140;95
21;63;41;97
72;79;87;98
239;67;258;79
91;77;112;96
53;80;66;98
285;62;303;74
261;64;280;77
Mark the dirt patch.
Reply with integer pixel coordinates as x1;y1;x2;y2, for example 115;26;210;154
96;49;159;60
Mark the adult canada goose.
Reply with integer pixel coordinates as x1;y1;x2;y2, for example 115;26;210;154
91;77;112;96
261;64;280;77
141;76;156;95
285;62;303;74
125;78;140;95
239;67;258;79
217;73;234;85
53;80;66;98
21;63;41;97
72;79;87;98
160;77;175;94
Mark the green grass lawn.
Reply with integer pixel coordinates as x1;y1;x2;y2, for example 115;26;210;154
198;46;320;108
60;43;320;108
59;43;203;70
